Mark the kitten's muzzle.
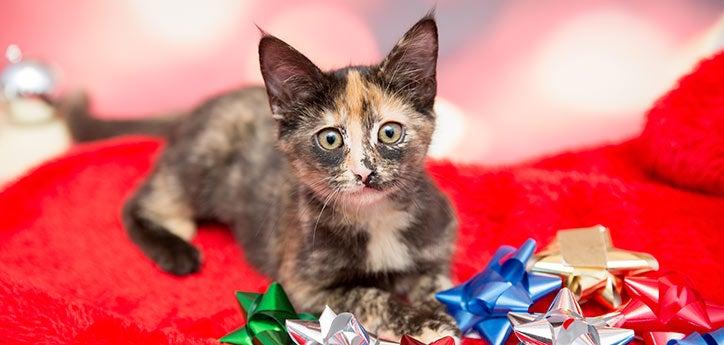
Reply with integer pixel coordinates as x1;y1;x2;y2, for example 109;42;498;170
359;170;382;190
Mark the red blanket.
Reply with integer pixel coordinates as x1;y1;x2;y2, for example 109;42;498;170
1;52;722;344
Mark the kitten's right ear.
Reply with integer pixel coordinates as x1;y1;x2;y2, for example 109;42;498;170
258;35;324;117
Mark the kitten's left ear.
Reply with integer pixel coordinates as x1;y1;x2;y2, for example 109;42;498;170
379;15;438;112
259;34;325;118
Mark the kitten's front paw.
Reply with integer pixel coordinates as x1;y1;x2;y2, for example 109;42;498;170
415;328;460;345
149;238;201;275
414;317;461;345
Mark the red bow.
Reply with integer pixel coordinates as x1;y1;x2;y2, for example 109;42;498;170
400;336;455;345
616;272;724;345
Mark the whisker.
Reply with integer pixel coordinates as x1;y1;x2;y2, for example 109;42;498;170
312;188;338;251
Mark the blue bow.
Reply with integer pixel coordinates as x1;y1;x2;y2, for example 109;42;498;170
435;239;561;345
668;328;724;345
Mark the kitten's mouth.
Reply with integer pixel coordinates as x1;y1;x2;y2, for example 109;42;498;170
361;186;383;194
344;185;388;204
349;185;384;194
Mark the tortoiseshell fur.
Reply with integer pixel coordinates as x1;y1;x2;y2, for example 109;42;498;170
71;15;460;341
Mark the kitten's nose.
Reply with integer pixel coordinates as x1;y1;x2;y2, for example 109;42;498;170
363;171;379;187
355;171;380;188
352;165;373;184
353;170;371;184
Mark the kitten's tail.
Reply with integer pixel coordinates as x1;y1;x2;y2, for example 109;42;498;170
58;90;184;142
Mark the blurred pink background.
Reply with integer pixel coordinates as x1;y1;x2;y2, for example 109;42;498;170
2;0;723;164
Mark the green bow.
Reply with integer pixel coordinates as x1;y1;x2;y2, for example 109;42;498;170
220;282;317;345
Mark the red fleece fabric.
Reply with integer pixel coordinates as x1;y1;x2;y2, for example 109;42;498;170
1;53;722;344
639;50;724;195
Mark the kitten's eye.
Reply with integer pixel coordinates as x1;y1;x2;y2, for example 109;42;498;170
317;128;343;150
378;122;403;144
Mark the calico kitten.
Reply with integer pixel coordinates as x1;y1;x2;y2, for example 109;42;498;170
66;14;460;341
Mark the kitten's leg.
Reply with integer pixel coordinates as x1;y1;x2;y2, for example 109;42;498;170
123;166;200;275
296;286;460;342
400;274;460;342
404;273;453;303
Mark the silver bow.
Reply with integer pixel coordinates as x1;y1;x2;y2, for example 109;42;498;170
286;306;398;345
507;288;634;345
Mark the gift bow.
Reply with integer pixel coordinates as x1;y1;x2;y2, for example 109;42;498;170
666;328;724;345
220;282;317;345
286;306;397;345
615;273;724;345
287;306;454;345
508;288;634;345
531;225;659;309
436;239;561;345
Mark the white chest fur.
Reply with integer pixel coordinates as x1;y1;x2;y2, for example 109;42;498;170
350;202;414;272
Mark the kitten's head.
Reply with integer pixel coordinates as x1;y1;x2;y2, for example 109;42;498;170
259;15;438;206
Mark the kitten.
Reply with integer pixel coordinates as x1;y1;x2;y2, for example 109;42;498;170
65;14;460;341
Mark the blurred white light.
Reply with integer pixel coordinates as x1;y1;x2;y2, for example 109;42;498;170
1;62;55;99
430;98;468;159
532;9;673;115
11;67;46;90
129;0;245;49
5;44;22;63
